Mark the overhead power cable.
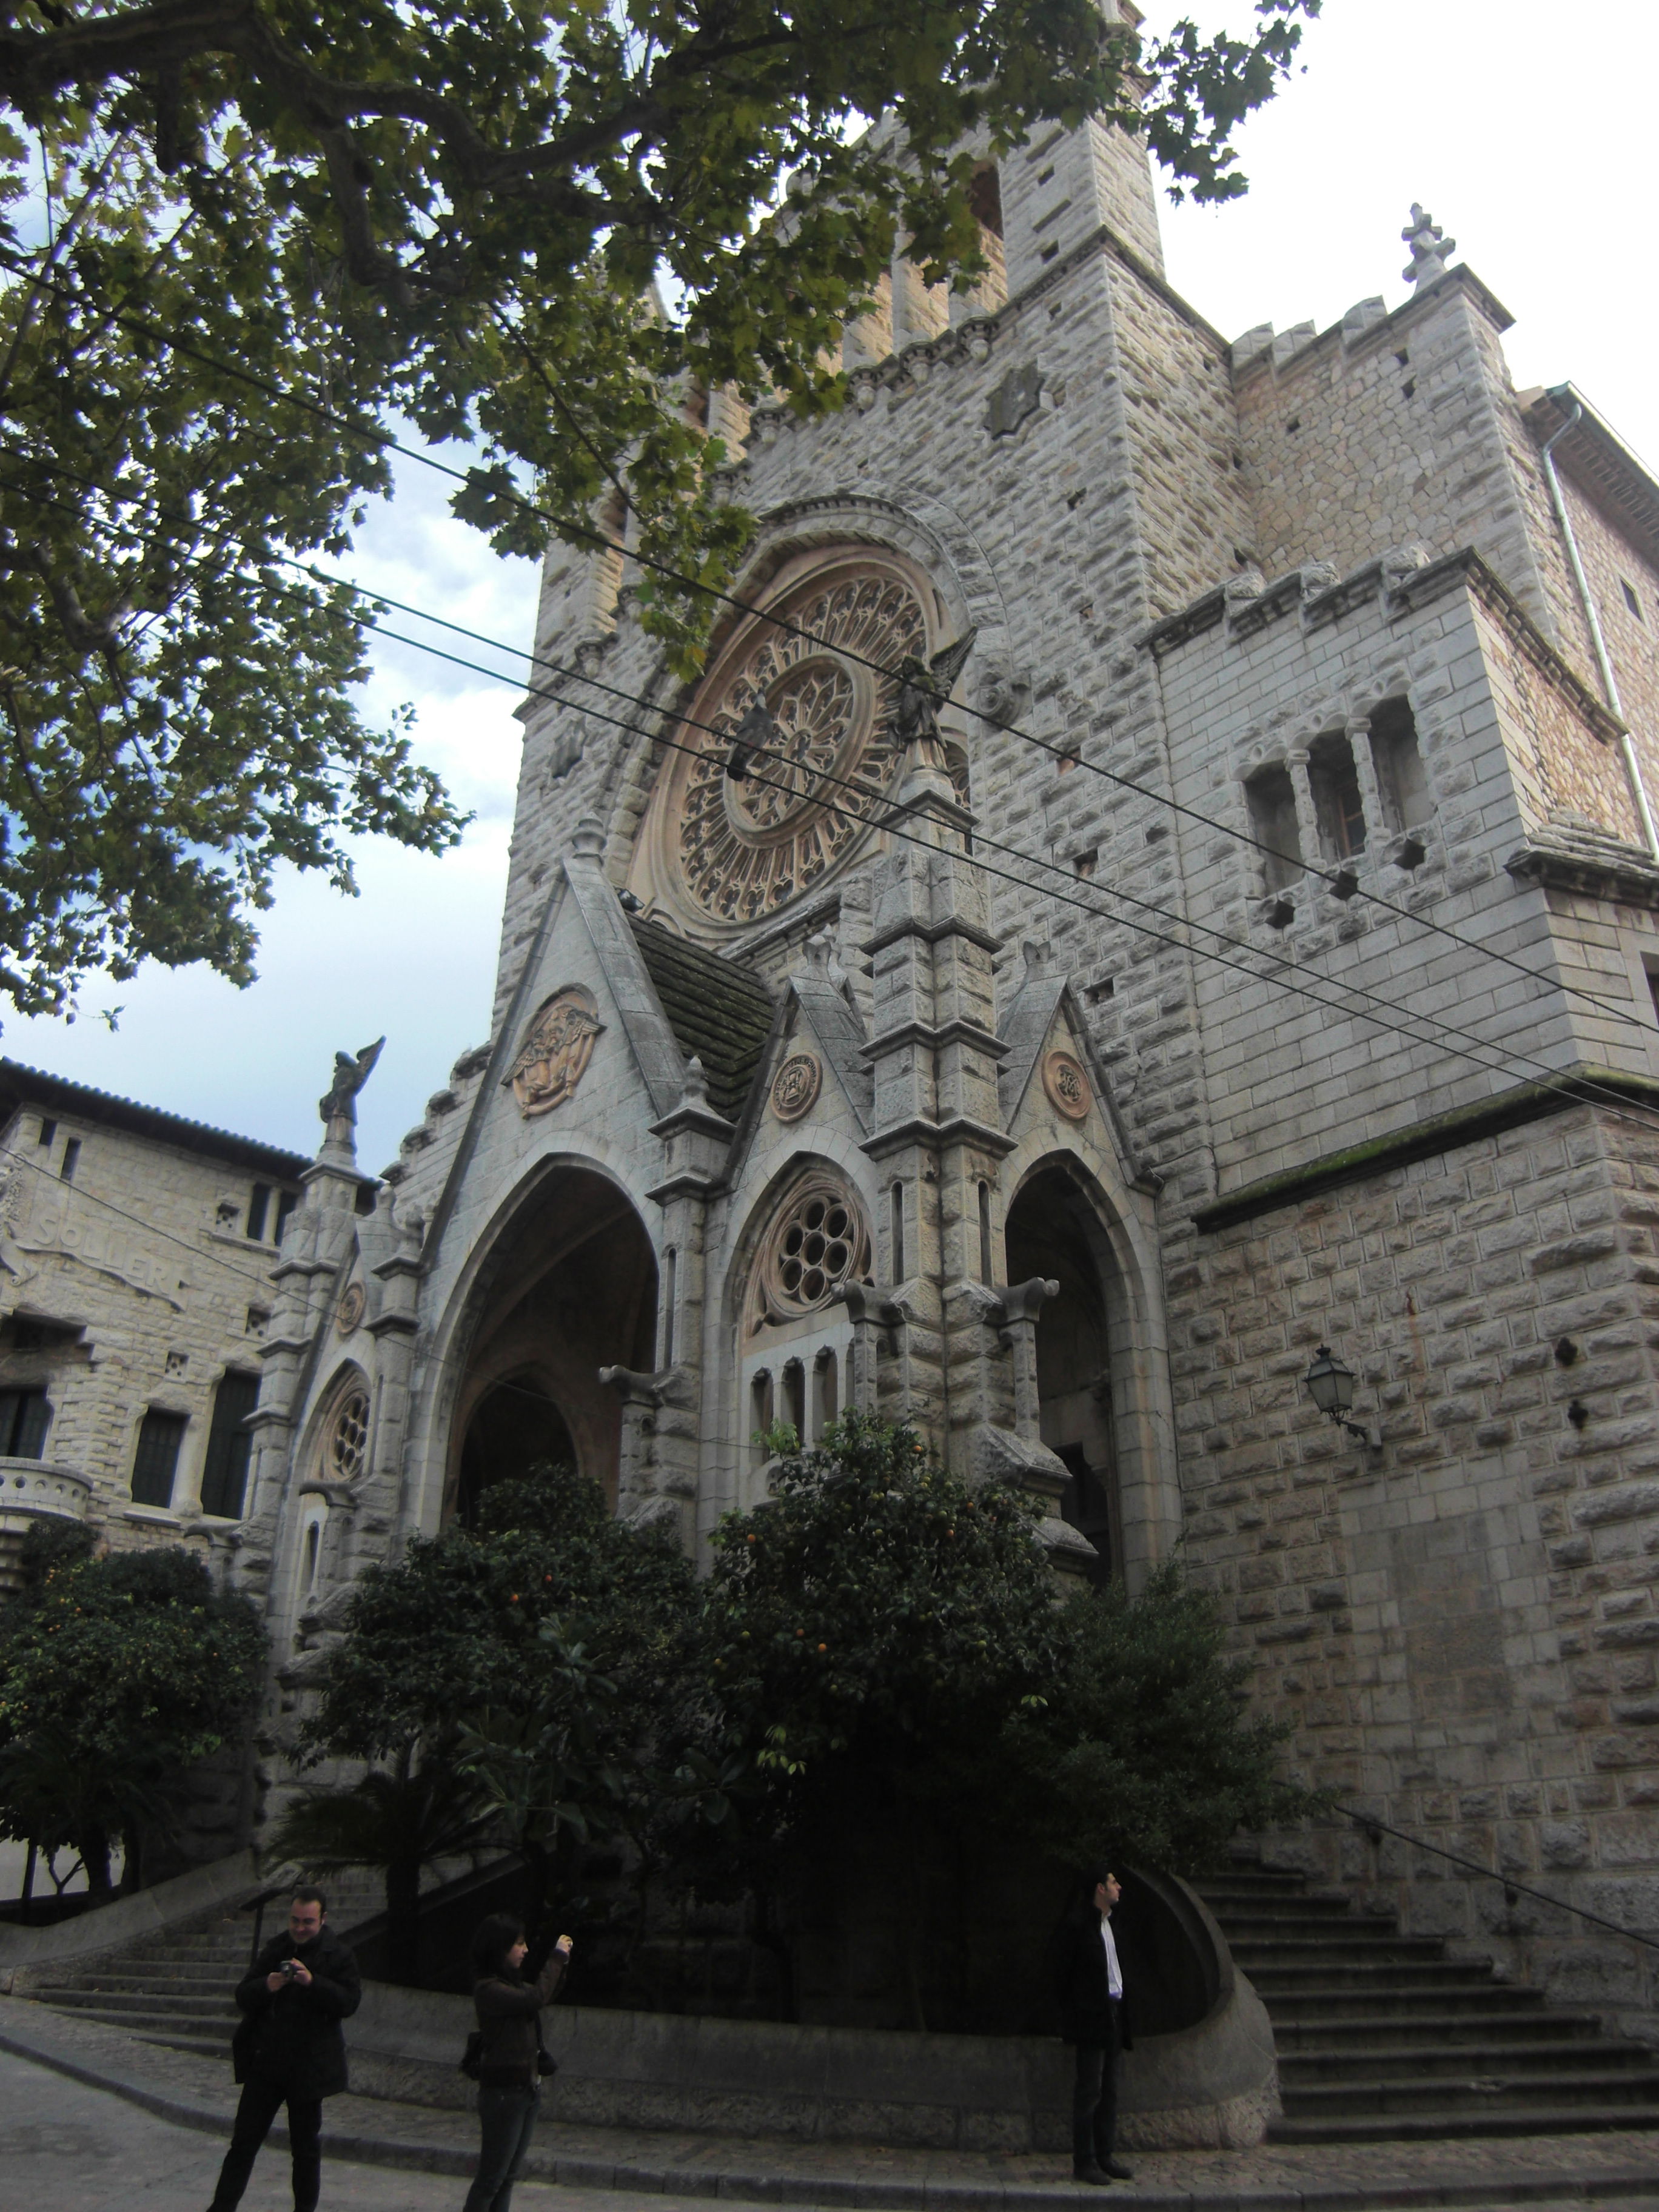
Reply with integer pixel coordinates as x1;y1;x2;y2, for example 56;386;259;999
3;452;1649;1134
0;241;1651;1042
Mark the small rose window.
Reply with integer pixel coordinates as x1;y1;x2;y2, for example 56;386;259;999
329;1390;370;1483
751;1176;871;1333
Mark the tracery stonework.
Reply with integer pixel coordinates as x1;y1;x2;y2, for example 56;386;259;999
629;551;936;936
328;1390;370;1483
749;1174;872;1333
507;985;603;1116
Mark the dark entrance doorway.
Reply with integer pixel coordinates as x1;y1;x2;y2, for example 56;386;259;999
458;1380;577;1527
1004;1163;1118;1572
451;1167;656;1523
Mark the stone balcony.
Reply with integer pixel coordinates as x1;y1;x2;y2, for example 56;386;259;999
0;1458;93;1595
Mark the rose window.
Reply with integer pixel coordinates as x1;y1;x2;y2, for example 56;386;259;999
729;658;857;831
328;1390;370;1483
751;1175;872;1333
638;555;931;933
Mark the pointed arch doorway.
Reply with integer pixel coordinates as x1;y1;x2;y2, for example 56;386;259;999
1004;1161;1120;1575
449;1165;656;1526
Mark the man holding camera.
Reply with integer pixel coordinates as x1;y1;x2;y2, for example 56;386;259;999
206;1886;361;2212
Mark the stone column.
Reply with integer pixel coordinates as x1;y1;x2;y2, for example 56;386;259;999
1284;746;1322;879
359;1198;424;1563
1346;712;1389;850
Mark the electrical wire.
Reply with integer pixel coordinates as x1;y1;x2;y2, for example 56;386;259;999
2;453;1654;1142
0;240;1651;1042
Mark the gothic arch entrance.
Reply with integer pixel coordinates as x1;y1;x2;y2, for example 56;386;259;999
449;1165;656;1524
1004;1162;1119;1574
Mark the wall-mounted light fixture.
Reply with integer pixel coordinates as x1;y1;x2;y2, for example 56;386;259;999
1304;1344;1381;1449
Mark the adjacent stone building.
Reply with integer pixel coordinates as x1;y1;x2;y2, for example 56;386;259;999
0;1061;309;1590
27;89;1659;2025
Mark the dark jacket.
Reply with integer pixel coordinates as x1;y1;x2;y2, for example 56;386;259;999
232;1926;362;2097
1052;1911;1135;2051
473;1949;567;2088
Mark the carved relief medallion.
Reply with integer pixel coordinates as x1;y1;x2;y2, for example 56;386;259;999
749;1174;872;1333
771;1051;822;1122
628;550;942;937
335;1280;366;1335
1042;1049;1091;1121
507;985;603;1117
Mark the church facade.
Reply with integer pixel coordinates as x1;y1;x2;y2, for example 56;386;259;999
237;113;1659;2018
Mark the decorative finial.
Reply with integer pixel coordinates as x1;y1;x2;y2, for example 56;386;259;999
1401;204;1456;289
680;1054;710;1107
571;816;605;859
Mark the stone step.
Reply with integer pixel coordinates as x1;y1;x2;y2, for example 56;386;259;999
47;1960;244;1990
1281;2068;1659;2117
1247;1958;1500;1991
1262;1985;1552;2020
132;2028;237;2059
1196;1881;1344;1906
1230;1935;1447;1964
1206;1903;1395;1931
34;1988;238;2025
1280;2038;1658;2083
1272;2008;1604;2048
1269;2101;1659;2143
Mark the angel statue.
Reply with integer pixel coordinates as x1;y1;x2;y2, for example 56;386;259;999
890;629;978;751
319;1037;386;1133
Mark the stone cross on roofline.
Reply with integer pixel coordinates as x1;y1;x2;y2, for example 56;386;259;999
1401;203;1456;289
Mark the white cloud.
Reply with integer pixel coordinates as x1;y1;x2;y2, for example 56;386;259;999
1153;0;1658;462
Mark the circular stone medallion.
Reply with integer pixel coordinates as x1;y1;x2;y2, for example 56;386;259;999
771;1051;822;1122
1042;1049;1091;1121
336;1280;367;1334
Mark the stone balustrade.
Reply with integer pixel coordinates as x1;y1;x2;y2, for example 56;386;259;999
0;1458;93;1594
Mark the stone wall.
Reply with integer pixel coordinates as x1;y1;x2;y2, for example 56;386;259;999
1233;279;1544;618
1170;1098;1659;2027
1555;466;1659;809
0;1098;300;1549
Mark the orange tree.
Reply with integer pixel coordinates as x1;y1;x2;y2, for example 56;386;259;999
703;1414;1057;2024
0;1535;264;1895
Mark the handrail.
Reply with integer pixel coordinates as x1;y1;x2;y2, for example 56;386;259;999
1339;1805;1659;1959
240;1882;290;1970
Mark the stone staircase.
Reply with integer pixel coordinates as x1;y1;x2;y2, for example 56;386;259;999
1195;1863;1659;2142
25;1869;384;2060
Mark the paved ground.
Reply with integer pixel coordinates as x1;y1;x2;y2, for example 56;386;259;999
7;1996;1659;2212
0;2043;580;2210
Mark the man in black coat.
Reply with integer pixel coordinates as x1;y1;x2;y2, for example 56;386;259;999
1052;1867;1135;2186
206;1886;361;2212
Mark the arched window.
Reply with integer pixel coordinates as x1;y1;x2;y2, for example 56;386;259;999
750;1370;774;1469
326;1386;371;1486
813;1349;839;1439
782;1358;806;1443
199;1370;259;1519
748;1171;872;1337
1245;765;1303;893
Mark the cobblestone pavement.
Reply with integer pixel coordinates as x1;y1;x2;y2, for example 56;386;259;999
5;1997;1659;2211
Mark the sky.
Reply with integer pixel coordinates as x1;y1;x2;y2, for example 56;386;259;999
6;0;1655;1176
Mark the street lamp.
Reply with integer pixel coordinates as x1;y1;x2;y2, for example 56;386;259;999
1304;1345;1380;1449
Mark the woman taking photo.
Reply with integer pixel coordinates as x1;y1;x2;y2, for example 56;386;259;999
462;1913;573;2212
